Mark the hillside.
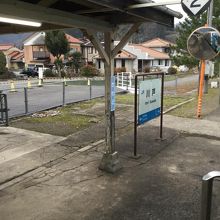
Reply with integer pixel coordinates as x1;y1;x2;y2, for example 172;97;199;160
0;22;177;47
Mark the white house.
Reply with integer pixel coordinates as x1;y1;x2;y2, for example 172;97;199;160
95;38;174;74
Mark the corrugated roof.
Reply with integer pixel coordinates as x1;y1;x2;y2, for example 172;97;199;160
0;0;182;34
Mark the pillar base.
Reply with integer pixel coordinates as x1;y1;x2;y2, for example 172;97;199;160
99;151;122;173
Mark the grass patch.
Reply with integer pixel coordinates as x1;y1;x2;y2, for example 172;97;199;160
11;98;105;137
116;93;192;111
116;93;134;105
169;88;219;118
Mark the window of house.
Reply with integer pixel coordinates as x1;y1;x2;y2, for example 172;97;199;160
158;60;161;65
165;60;169;66
121;59;125;67
98;60;101;69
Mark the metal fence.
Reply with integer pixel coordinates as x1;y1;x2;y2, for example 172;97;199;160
0;93;9;126
0;79;105;118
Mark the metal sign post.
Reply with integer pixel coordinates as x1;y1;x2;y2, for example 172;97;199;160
134;72;164;157
187;26;220;117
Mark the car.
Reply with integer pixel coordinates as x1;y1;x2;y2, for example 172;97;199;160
20;69;38;78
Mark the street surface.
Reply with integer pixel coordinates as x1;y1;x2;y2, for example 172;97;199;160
0;75;198;118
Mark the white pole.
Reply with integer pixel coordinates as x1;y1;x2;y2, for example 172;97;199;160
128;0;181;9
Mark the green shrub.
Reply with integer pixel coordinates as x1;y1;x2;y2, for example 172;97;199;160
61;71;66;78
144;66;150;73
43;69;56;77
0;71;15;80
114;67;127;74
80;65;99;77
0;51;6;75
168;66;178;75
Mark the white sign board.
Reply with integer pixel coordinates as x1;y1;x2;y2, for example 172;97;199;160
138;78;161;125
181;0;211;16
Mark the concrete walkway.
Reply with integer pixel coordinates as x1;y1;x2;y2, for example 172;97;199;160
149;114;220;139
0;113;220;219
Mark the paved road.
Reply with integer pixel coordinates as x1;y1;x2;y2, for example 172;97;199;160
0;75;199;118
165;74;198;87
2;83;106;117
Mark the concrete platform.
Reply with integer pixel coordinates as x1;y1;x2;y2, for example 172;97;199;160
0;115;220;219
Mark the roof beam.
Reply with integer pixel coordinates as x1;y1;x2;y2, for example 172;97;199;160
75;8;113;15
84;30;110;65
128;0;181;9
112;23;142;58
86;0;175;26
0;0;114;32
38;0;58;7
0;23;65;34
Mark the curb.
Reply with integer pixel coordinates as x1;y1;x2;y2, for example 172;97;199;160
163;98;195;114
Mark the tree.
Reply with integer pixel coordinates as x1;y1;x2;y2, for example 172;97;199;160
0;51;6;75
68;51;82;74
45;30;70;77
171;1;220;69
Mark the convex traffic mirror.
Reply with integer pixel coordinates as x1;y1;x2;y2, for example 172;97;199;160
187;26;220;60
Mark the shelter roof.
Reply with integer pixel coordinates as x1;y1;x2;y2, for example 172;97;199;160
0;0;182;34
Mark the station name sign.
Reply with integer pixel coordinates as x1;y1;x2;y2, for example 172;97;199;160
138;78;161;125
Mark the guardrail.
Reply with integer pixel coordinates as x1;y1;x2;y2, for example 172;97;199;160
201;171;220;220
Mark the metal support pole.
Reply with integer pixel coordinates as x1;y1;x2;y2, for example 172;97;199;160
88;79;92;100
204;0;214;94
24;87;28;114
62;81;65;106
219;63;220;105
0;92;3;121
160;73;164;139
4;94;9;126
134;75;138;157
175;74;178;94
207;0;213;26
200;171;220;220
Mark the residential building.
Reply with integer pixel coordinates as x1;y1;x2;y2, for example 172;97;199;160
94;38;174;74
95;50;137;74
23;32;82;69
0;44;24;70
81;38;99;65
